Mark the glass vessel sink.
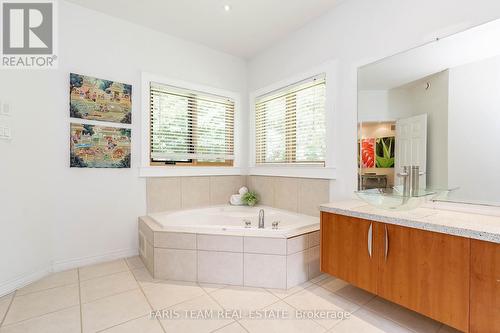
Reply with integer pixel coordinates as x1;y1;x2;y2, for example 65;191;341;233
355;187;438;211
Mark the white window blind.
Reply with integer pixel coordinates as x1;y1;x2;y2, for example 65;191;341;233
255;74;326;165
150;82;235;163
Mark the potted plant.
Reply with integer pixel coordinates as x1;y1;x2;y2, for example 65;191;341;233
242;191;258;206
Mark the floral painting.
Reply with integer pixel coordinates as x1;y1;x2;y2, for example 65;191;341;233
376;137;395;168
70;73;132;124
70;123;131;168
361;138;375;168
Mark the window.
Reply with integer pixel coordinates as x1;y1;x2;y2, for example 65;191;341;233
150;82;234;166
255;74;326;165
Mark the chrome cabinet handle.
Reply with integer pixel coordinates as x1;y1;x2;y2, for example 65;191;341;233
367;223;373;258
384;225;389;262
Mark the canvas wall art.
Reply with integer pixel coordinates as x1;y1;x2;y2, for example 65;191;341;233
70;123;131;168
376;137;395;168
360;138;375;168
70;73;132;124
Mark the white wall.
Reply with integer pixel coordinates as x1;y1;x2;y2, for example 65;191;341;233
248;0;500;200
448;55;500;205
403;72;449;188
0;0;247;295
358;90;389;122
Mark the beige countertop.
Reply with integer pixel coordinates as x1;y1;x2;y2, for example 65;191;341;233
320;200;500;244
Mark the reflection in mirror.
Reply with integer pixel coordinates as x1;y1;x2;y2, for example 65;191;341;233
357;19;500;206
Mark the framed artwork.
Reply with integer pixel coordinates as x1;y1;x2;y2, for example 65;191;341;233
361;138;375;168
376;137;395;168
70;73;132;124
70;123;131;168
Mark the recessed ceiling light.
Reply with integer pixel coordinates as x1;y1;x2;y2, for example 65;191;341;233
224;4;231;12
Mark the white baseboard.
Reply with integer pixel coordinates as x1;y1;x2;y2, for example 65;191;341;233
0;248;138;297
0;266;51;298
52;248;138;272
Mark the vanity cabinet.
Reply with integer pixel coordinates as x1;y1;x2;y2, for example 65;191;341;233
376;224;470;332
320;212;378;294
321;212;471;332
470;239;500;333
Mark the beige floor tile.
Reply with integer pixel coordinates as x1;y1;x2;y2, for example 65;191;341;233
329;308;413;333
125;256;145;270
333;285;375;306
239;301;325;333
319;278;375;306
284;284;360;330
309;273;329;284
0;306;80;333
80;271;138;303
3;284;79;325
210;286;279;311
131;268;157;283
17;270;78;296
0;293;14;323
81;289;151;333
318;277;349;292
267;281;313;299
79;259;129;281
364;297;442;333
159;294;232;333
99;315;163;333
140;281;205;310
198;282;227;294
213;322;248;333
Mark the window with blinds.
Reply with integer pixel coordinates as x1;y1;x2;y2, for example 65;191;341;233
150;82;235;165
255;74;326;165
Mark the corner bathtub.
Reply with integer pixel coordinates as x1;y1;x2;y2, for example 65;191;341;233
148;205;319;237
138;205;321;289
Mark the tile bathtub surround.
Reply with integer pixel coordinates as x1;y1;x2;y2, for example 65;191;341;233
247;176;330;217
0;256;461;333
139;217;320;289
146;176;246;213
147;175;329;217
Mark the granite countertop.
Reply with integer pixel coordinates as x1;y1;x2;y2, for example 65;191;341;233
320;200;500;244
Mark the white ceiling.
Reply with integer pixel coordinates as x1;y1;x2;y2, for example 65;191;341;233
65;0;341;59
358;18;500;90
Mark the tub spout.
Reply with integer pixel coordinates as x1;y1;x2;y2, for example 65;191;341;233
258;209;265;229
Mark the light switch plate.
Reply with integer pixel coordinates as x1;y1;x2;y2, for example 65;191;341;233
2;102;11;116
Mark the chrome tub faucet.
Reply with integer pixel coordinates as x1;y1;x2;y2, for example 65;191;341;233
258;209;265;229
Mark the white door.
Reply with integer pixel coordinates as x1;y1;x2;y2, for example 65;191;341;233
395;114;427;188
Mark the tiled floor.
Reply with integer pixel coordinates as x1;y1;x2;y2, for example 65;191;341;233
0;257;462;333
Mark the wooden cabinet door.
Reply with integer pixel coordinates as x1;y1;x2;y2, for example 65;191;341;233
377;224;470;332
470;239;500;333
320;212;378;294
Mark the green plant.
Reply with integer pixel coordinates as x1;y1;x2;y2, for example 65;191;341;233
242;191;258;206
376;137;395;168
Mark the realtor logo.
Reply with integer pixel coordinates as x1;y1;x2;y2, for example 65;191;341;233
1;0;57;68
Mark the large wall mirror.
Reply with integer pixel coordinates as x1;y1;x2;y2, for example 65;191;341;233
357;19;500;206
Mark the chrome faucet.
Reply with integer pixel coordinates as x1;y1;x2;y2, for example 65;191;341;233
258;209;265;229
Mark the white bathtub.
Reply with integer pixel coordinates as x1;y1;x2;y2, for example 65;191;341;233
148;205;319;238
139;205;322;288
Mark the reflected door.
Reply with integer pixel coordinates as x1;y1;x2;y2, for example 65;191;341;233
395;114;427;187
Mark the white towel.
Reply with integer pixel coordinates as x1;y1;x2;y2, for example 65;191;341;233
230;194;243;206
238;186;249;195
